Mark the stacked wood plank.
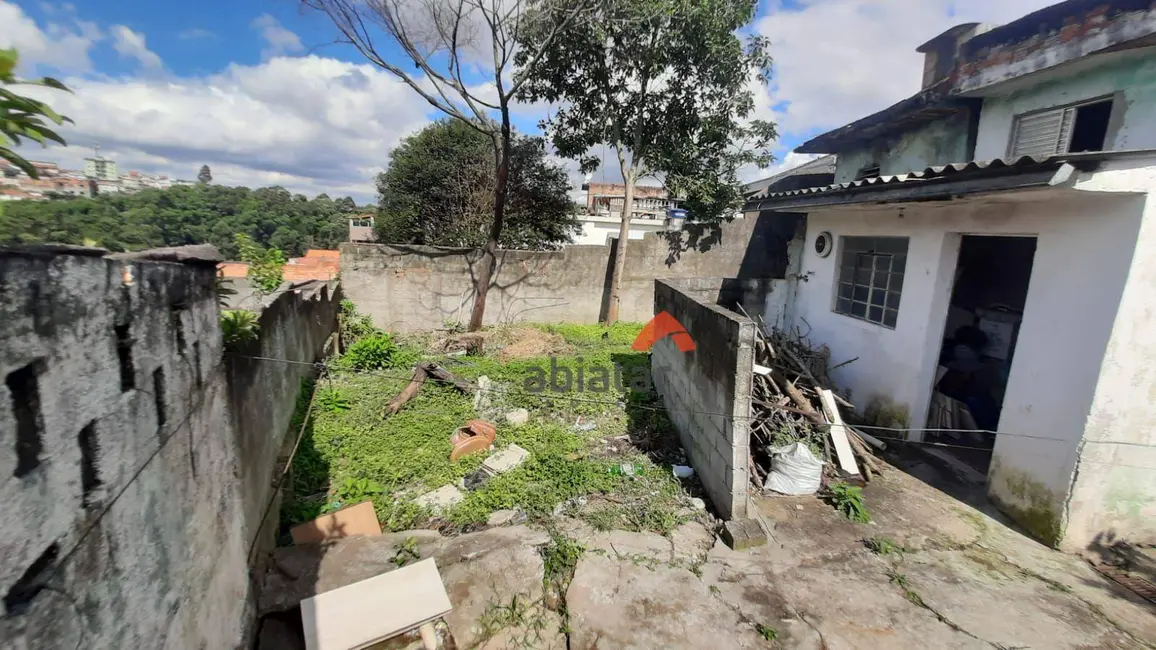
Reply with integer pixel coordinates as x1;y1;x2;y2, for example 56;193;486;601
739;308;885;488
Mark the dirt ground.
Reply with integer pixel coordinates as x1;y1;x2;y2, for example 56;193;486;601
260;453;1156;649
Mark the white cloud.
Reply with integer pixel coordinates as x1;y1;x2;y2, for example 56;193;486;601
0;1;102;73
179;28;215;41
110;25;162;72
252;14;304;61
755;0;1058;137
23;55;432;201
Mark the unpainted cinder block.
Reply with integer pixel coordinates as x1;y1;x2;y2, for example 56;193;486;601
721;518;767;551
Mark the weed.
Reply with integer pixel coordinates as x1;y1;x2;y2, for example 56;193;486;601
339;299;377;346
754;623;778;641
542;531;584;592
826;482;871;523
477;594;550;648
888;570;909;589
316;388;351;413
709;584;721;595
329;476;383;512
392;536;421;567
865;536;903;556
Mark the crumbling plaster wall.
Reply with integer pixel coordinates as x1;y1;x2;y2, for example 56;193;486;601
789;182;1146;547
833;112;972;184
651;279;756;519
974;52;1156;160
227;280;341;554
0;246;247;649
340;213;796;331
0;247;341;648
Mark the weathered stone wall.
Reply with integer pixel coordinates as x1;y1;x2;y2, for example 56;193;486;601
0;246;339;649
341;213;796;331
227;280;341;556
650;279;756;519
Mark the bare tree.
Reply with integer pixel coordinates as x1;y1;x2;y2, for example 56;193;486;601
303;0;589;331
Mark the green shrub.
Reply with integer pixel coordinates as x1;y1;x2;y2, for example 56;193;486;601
339;299;377;345
343;333;398;370
220;309;260;351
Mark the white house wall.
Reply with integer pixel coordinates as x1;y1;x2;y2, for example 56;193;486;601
975;53;1156;161
572;217;668;246
793;189;1143;546
1063;161;1156;551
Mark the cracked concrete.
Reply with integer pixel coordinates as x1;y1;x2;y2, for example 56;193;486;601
259;466;1156;649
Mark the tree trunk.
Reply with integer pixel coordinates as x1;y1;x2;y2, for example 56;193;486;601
468;119;511;332
605;169;635;324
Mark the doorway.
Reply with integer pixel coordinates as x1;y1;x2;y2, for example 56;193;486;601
927;235;1037;475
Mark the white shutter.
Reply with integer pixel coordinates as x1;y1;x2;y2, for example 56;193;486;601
1010;107;1076;158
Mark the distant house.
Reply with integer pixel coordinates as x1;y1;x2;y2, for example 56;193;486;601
744;0;1156;550
348;214;376;243
573;182;681;246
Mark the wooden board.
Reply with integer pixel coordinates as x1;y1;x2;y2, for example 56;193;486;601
290;501;381;545
819;389;861;477
301;558;452;650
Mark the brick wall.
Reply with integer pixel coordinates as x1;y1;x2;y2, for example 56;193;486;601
650;278;756;519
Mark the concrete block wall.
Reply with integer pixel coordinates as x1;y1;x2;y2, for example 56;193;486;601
651;279;757;519
340;212;799;331
0;246;340;649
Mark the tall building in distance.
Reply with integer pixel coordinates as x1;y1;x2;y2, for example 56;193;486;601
84;155;118;181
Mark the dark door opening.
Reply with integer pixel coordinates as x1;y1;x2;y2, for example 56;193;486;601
927;235;1037;476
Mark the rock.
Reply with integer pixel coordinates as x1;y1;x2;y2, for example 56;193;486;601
587;529;672;561
259;531;444;615
487;509;522;527
415;485;465;512
437;529;564;649
473;375;492;411
481;444;530;476
721;518;767;551
566;554;764;648
670;522;716;562
504;408;530;426
691;497;707;510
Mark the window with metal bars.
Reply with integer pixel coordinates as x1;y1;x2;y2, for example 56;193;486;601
834;236;907;328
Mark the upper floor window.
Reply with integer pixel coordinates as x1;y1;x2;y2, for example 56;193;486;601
350;217;373;228
835;236;907;329
1009;97;1114;159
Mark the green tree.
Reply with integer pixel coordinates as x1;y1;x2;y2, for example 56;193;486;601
518;0;777;323
0;49;72;178
376;120;578;250
303;0;592;332
235;233;285;294
198;165;212;184
0;183;357;255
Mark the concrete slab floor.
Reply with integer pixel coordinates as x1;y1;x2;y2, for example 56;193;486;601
259;466;1156;649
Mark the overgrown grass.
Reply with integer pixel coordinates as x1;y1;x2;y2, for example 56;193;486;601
280;322;697;534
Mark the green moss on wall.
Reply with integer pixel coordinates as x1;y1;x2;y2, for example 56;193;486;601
989;459;1064;547
863;395;909;430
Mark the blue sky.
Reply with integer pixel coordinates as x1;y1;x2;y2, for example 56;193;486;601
1;0;1057;202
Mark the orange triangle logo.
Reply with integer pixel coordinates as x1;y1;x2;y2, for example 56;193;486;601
633;311;696;352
